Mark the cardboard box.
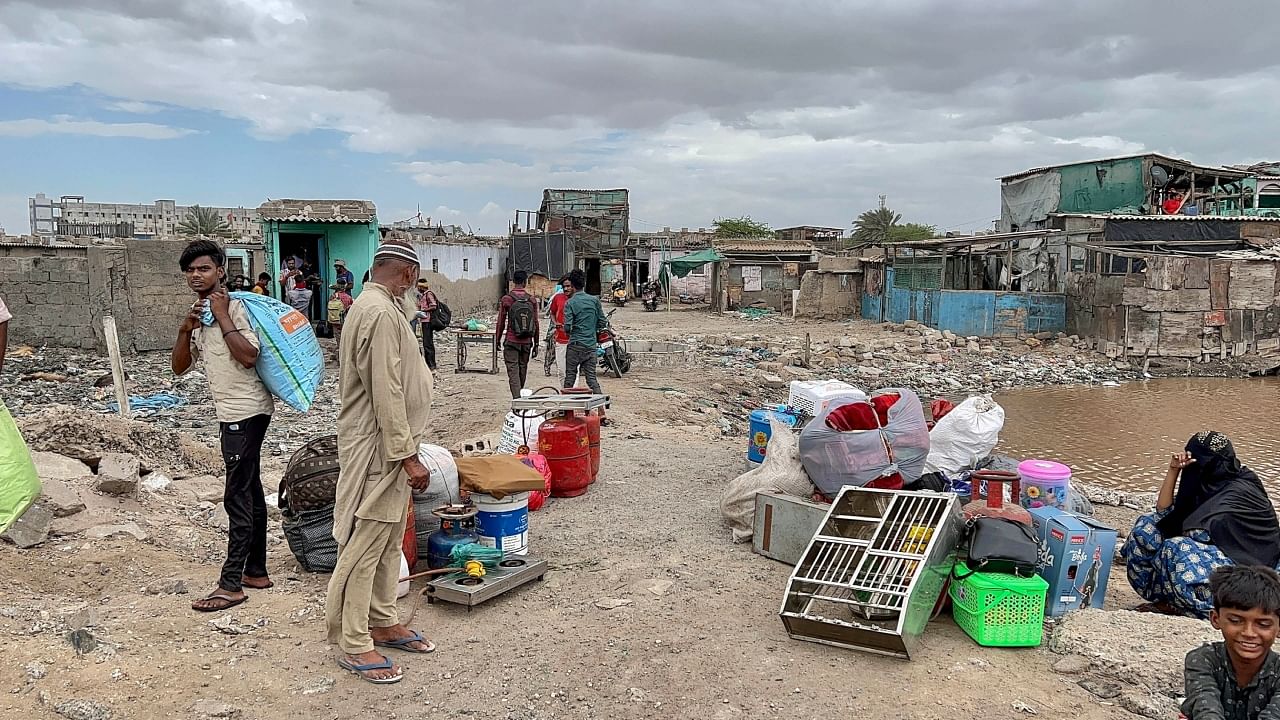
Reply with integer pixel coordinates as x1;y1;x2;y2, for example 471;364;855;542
752;492;828;566
1028;506;1118;617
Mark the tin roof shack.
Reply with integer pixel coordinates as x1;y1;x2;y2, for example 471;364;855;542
796;255;865;319
259;199;379;312
710;238;816;313
530;189;628;296
508;229;574;300
776;226;846;252
1063;217;1280;362
1000;154;1250;232
628;227;714;296
861;231;1067;337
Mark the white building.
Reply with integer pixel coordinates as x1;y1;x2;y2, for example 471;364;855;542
28;193;262;240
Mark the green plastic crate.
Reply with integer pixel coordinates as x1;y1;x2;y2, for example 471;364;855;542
949;562;1048;648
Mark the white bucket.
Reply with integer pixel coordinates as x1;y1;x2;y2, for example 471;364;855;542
473;491;530;556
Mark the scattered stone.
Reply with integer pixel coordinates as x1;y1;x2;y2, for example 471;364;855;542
95;453;140;496
2;504;54;548
299;676;336;695
54;699;113;720
924;353;945;364
85;522;148;541
31;451;92;481
140;472;172;493
903;320;919;329
1051;655;1091;675
145;578;189;595
1010;700;1038;715
39;479;86;517
594;597;633;610
760;374;786;390
208;503;231;533
1025;338;1042;348
192;699;241;718
68;627;99;655
628;687;646;702
170;475;224;503
25;661;48;680
1119;692;1179;720
209;615;253;635
636;579;674;597
1077;679;1121;700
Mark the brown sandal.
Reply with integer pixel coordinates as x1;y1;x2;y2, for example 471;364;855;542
192;592;247;613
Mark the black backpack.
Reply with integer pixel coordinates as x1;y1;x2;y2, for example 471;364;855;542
507;294;536;339
429;300;451;331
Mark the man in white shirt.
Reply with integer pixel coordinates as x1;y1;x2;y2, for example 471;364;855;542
0;293;10;377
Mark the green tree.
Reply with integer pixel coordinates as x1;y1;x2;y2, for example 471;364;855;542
851;204;901;245
177;205;233;237
888;222;939;243
713;215;773;238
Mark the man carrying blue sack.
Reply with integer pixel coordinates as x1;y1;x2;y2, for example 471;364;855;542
171;239;274;613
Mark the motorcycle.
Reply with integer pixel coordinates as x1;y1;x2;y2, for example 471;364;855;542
641;281;660;312
597;308;632;378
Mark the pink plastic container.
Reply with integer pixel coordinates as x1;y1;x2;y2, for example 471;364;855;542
1018;459;1071;509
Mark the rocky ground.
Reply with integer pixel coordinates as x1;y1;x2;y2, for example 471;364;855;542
0;308;1219;720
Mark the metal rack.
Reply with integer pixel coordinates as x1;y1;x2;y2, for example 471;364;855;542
780;487;962;659
509;393;610;413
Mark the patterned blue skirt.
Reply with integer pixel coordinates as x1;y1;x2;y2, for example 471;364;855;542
1121;510;1231;619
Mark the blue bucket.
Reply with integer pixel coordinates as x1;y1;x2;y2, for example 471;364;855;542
473;492;530;556
747;406;799;464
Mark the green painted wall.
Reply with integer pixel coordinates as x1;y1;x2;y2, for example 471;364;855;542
1056;157;1146;214
261;220;380;296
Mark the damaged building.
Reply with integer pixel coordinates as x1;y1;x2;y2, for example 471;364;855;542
510;189;628;296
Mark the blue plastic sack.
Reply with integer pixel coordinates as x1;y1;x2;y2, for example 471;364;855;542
0;404;40;534
202;292;324;412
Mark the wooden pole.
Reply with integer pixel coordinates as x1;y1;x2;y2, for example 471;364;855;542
103;316;131;419
803;333;811;368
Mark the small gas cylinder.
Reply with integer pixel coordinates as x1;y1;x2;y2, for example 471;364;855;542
565;386;602;482
426;506;478;569
962;470;1032;526
538;411;591;497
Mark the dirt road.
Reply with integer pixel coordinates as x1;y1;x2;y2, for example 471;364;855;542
2;309;1137;719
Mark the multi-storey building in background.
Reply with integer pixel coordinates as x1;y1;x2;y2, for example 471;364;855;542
29;193;261;241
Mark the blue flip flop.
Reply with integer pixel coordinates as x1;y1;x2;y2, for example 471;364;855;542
375;630;436;654
337;653;403;684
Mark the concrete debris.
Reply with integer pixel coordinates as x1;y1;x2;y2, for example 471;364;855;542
1120;692;1181;720
298;676;335;695
67;628;99;655
31;450;92;480
25;661;48;680
1051;655;1091;675
1010;700;1038;715
207;503;231;533
95;453;140;496
145;578;189;595
18;405;223;476
140;472;173;493
209;616;253;635
1078;678;1122;699
594;597;633;610
39;479;87;517
191;699;241;718
170;474;224;504
3;503;54;548
54;699;113;720
636;579;674;597
84;522;148;541
1051;609;1218;697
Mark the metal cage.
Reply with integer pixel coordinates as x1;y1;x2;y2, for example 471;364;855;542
779;487;963;659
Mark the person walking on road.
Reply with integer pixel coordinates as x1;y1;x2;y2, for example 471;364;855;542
545;275;572;378
415;278;439;371
170;239;274;612
326;239;436;685
495;270;539;398
561;269;609;423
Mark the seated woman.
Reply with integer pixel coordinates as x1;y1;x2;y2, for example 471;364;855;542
1122;431;1280;618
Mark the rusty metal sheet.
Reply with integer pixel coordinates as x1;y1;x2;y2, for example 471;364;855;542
1126;307;1160;355
783;262;799;277
1210;259;1232;310
1228;261;1278;310
1158;312;1203;357
1255;308;1280;344
1204;310;1227;327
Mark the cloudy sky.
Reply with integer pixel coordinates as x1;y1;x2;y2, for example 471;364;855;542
3;0;1280;237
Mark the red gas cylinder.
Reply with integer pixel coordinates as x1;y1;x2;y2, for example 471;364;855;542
402;500;418;572
538;412;591;498
565;386;602;482
963;470;1032;526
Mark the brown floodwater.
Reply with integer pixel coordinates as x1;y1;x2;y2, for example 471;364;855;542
993;377;1280;494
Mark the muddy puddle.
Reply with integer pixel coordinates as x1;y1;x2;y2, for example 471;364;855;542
994;377;1280;493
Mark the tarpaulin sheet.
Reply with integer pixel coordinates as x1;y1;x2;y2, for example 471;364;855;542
664;249;724;278
1103;219;1242;244
1001;172;1061;229
511;231;573;280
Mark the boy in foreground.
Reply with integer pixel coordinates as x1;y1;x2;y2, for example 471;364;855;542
1182;565;1280;719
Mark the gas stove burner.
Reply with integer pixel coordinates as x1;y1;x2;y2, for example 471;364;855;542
426;555;547;609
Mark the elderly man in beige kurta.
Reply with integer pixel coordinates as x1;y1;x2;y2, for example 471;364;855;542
326;241;435;684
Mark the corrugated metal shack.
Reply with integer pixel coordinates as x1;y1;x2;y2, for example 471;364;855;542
709;238;816;313
1064;216;1280;360
861;230;1067;337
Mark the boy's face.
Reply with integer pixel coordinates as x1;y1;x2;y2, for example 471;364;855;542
183;255;223;294
1211;606;1280;663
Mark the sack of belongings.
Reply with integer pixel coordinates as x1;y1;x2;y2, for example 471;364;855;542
924;396;1005;476
799;388;930;497
0;404;40;534
280;436;340;573
412;443;461;567
202;292;325;413
721;416;814;542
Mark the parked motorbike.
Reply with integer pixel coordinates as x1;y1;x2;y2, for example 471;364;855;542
641;281;660;312
611;286;627;307
597;308;632;378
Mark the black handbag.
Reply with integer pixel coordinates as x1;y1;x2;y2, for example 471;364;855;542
957;516;1039;578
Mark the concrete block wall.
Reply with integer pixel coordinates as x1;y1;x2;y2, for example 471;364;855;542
0;249;98;349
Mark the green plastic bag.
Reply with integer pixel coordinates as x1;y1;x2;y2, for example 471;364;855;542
0;404;40;534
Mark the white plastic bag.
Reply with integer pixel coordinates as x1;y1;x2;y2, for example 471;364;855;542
721;417;814;543
397;552;411;598
924;396;1005;475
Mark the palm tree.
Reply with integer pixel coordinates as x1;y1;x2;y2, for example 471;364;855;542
851;204;901;246
177;205;233;237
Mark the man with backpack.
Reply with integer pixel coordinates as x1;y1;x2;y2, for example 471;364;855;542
415;278;441;371
495;270;539;398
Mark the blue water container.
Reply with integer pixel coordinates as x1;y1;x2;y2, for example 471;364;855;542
747;406;799;464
